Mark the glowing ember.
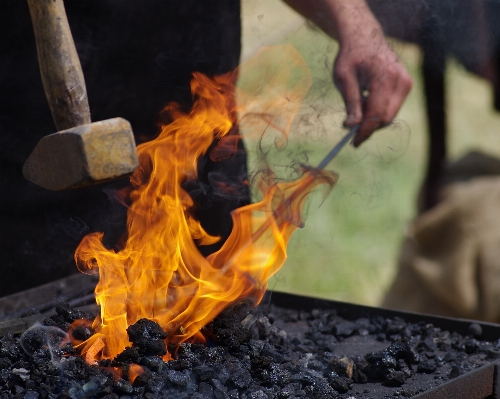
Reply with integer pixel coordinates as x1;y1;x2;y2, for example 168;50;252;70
74;45;338;362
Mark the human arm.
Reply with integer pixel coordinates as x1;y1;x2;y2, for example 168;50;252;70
283;0;413;146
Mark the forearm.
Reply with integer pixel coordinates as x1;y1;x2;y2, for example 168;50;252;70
282;0;383;44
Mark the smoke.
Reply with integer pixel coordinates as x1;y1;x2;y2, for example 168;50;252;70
20;322;70;365
236;41;412;224
45;210;89;240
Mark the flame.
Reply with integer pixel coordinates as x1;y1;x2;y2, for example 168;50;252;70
74;45;337;361
128;364;144;384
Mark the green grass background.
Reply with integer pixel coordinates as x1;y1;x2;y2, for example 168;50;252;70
239;0;500;306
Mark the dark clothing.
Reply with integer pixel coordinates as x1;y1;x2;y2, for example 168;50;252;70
0;0;248;296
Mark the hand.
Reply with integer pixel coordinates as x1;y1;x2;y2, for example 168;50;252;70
282;0;413;147
334;20;412;147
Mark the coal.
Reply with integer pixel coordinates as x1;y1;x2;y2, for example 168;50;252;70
0;301;498;398
203;302;253;350
43;302;97;332
127;318;168;356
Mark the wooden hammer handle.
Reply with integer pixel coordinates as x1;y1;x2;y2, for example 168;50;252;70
27;0;91;131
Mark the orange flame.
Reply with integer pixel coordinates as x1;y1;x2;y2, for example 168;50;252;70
74;45;337;361
128;364;144;384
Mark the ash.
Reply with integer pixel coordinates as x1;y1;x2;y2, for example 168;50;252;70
0;301;497;399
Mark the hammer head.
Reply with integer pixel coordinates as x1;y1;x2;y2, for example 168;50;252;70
23;117;139;190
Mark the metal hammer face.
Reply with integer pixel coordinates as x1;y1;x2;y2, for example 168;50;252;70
22;118;139;191
25;0;140;190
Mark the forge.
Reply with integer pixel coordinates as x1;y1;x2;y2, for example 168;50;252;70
0;273;499;399
2;15;497;397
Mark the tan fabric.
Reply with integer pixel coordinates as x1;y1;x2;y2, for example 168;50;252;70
383;176;500;322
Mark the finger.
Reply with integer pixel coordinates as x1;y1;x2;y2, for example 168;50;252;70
353;64;413;147
353;79;388;147
353;116;381;147
384;71;413;123
333;60;363;127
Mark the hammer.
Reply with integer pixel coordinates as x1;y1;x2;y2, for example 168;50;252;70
23;0;139;191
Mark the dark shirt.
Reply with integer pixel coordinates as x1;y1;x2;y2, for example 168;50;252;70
0;0;248;296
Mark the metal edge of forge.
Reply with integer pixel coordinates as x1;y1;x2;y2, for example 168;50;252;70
1;282;500;398
0;273;98;321
265;291;500;399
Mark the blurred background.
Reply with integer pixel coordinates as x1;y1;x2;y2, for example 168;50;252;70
239;0;500;306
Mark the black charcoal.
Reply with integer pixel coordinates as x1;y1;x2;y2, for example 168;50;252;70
0;299;493;398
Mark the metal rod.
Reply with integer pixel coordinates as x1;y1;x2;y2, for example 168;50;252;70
220;127;359;273
223;126;359;269
245;127;359;245
316;126;358;170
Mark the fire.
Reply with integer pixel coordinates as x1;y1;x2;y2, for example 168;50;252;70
74;45;338;362
128;364;144;384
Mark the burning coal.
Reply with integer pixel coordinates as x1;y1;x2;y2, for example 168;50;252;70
73;46;337;362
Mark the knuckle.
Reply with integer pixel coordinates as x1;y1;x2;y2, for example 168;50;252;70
404;75;414;90
334;62;352;79
333;70;348;84
387;65;403;80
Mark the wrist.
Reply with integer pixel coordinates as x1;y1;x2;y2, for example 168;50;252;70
283;0;383;44
330;0;383;46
